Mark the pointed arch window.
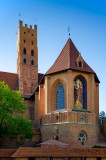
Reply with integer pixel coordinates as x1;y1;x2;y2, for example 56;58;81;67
78;132;86;141
56;84;65;110
74;75;87;110
31;60;34;65
31;50;34;56
23;48;26;55
23;58;26;64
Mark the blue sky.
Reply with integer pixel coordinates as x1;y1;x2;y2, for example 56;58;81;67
0;0;106;113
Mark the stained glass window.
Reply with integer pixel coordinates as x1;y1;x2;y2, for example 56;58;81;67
78;132;86;141
80;116;85;121
74;79;83;109
56;84;65;110
74;75;87;109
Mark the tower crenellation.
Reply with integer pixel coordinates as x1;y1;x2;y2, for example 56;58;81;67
17;20;38;95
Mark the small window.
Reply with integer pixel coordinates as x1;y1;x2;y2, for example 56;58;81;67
80;116;85;121
31;50;34;56
79;61;82;67
32;34;33;36
54;135;58;140
78;132;86;141
24;40;26;43
24;32;26;34
23;58;26;64
25;82;26;85
29;106;34;121
56;116;59;120
32;42;33;45
23;48;26;55
31;60;34;65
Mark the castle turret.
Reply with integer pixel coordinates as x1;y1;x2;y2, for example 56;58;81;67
17;21;38;95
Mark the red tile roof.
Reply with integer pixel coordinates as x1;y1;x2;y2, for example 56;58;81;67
0;149;16;157
0;71;18;90
46;38;99;83
40;139;70;148
11;148;106;158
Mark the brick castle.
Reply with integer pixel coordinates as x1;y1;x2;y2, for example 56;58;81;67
0;20;106;149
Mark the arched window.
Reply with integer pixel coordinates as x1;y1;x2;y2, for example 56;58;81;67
23;58;26;64
23;48;26;55
31;50;34;56
31;60;34;65
74;75;87;109
56;84;65;110
78;132;86;141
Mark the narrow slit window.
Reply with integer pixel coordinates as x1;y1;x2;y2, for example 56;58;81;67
31;50;34;56
23;58;26;64
23;48;26;55
31;60;34;65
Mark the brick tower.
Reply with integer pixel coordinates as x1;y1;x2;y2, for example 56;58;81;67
17;21;38;95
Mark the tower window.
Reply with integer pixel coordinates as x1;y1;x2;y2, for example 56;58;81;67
79;61;82;67
31;50;34;56
24;40;26;43
32;34;33;36
23;58;26;64
32;42;33;45
24;32;26;34
23;48;26;55
31;60;34;65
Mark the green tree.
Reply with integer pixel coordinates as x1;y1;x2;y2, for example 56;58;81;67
0;82;33;146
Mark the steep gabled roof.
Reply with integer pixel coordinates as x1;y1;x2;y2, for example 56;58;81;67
46;38;95;75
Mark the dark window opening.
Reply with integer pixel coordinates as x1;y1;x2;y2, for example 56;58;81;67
25;82;26;85
32;83;33;86
32;34;33;36
54;135;58;140
29;106;34;121
56;116;59;120
31;60;34;65
29;158;35;160
23;48;26;55
81;157;86;160
24;32;26;34
24;40;26;43
32;42;33;45
23;58;26;64
82;141;84;145
31;50;34;56
79;61;82;67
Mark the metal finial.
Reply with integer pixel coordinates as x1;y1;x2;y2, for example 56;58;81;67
67;26;71;37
